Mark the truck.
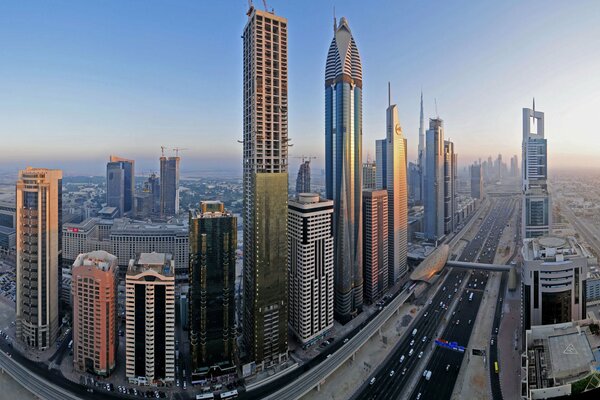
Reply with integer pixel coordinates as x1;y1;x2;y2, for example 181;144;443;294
412;328;418;337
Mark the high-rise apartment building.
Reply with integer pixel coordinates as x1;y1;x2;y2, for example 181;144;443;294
375;139;387;190
443;140;457;234
16;167;62;350
325;16;364;323
287;194;334;344
72;250;118;376
382;89;408;283
106;156;135;217
522;104;550;239
522;236;588;329
295;160;311;195
125;253;175;385
362;162;377;190
362;189;388;302
242;6;289;368
189;201;237;376
470;163;483;200
160;156;180;218
424;118;445;241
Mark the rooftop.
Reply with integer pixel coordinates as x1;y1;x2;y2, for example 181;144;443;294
73;250;117;272
128;252;174;277
523;235;587;262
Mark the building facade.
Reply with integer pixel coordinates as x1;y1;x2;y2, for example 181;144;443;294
522;104;550;239
0;200;16;229
72;250;118;376
522;236;588;329
362;189;388;302
16;167;62;350
470;163;483;200
295;160;311;195
424;118;445;241
125;253;175;385
417;91;425;204
375;139;387;191
287;194;334;345
362;162;376;190
106;156;135;217
160;156;180;218
189;201;237;376
443;140;457;234
325;16;364;323
242;6;289;369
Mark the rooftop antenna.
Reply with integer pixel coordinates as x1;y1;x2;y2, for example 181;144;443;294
434;98;439;119
388;81;391;107
333;5;337;32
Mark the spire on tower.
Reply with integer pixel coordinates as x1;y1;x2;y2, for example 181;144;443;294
333;6;337;32
388;82;391;107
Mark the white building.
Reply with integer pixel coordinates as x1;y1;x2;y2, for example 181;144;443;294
125;253;175;385
287;194;334;345
522;236;589;329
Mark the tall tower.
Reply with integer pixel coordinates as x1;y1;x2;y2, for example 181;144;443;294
362;189;388;302
325;17;364;323
417;91;425;203
106;156;135;217
470;163;483;200
522;102;550;238
159;156;180;218
242;6;289;368
16;167;62;349
443;140;457;234
424;118;445;241
384;87;408;283
295;160;311;195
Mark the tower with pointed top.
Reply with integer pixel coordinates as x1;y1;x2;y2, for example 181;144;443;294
417;92;425;204
325;16;364;323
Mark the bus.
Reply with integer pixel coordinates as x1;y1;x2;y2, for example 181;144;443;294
219;390;239;399
196;394;214;400
468;293;474;302
494;361;499;374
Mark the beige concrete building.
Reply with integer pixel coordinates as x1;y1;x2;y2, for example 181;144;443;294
72;250;118;376
125;253;175;386
16;167;62;350
362;189;388;302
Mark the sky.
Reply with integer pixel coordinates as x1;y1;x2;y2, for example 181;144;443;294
1;0;599;176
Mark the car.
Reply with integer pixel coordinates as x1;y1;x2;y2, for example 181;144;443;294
424;312;428;317
176;380;180;387
468;319;472;324
183;382;187;390
456;319;460;325
417;393;422;399
418;351;423;358
448;294;451;299
370;377;376;385
390;370;395;377
343;338;349;344
491;339;494;346
446;364;450;372
495;327;499;334
410;339;415;346
327;354;332;358
400;355;405;363
402;367;407;375
422;336;427;342
454;288;458;293
409;348;414;356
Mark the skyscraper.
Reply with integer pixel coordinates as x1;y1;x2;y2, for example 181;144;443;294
287;194;334;344
72;250;118;376
325;16;364;323
424;118;445;241
443;140;457;234
522;103;550;238
362;162;376;190
242;6;289;369
417;91;425;204
160;156;180;218
189;201;237;377
470;163;483;200
106;156;135;217
375;139;387;190
295;160;311;195
16;167;62;350
408;162;421;203
362;189;388;302
125;253;175;385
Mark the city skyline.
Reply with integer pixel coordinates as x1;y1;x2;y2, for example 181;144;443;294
1;1;599;175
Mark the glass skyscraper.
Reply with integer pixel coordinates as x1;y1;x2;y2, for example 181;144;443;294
325;17;363;323
160;156;180;218
106;156;134;217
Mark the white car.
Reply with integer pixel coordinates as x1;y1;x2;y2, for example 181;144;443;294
418;351;424;358
390;370;395;377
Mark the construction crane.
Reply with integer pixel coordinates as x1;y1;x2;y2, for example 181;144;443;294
160;146;167;157
173;147;189;157
292;155;317;163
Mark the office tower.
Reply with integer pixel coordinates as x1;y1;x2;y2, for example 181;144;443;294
325;16;364;322
417;91;425;203
522;103;550;239
362;162;376;190
470;163;483;200
362;189;388;302
106;156;135;217
383;88;408;283
375;139;387;190
160;156;180;218
287;194;334;344
189;201;237;376
424;118;445;241
496;153;503;181
242;6;289;368
295;160;311;195
443;140;457;234
148;173;160;214
0;200;16;229
510;155;519;177
15;167;62;350
136;173;160;218
72;250;118;376
408;162;421;203
522;236;588;329
125;253;175;385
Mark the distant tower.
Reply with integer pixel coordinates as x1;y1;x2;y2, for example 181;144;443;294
287;194;334;344
375;139;387;190
16;167;63;350
362;162;377;190
443;140;457;234
470;163;483;200
424;118;445;241
362;189;388;302
522;102;550;238
106;156;135;217
295;160;311;194
417;91;425;203
325;16;364;323
160;156;180;217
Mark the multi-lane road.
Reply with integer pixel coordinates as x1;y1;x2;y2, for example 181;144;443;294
355;197;518;400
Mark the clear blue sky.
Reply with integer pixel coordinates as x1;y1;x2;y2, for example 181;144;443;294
1;0;599;175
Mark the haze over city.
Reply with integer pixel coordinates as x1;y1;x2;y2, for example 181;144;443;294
1;0;599;175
